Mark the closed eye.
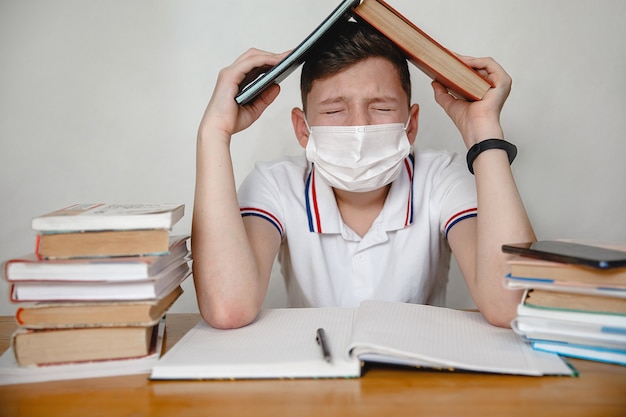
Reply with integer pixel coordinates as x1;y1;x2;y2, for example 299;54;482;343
322;109;344;115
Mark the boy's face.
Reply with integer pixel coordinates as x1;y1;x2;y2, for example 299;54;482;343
292;56;418;149
306;57;411;127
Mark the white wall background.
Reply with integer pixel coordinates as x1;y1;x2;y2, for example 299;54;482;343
1;0;624;316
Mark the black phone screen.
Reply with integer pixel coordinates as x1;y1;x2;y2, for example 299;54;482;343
501;241;626;269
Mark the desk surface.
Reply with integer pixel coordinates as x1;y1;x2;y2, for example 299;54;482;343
0;314;625;417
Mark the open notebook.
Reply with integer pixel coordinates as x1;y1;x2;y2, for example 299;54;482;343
150;300;573;380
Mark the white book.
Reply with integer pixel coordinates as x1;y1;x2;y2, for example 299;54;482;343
5;235;189;282
531;340;626;366
31;203;184;232
511;316;626;350
516;302;626;327
0;318;165;385
10;262;191;301
504;274;626;298
150;300;573;380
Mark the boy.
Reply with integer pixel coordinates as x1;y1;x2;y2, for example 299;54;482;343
192;21;535;329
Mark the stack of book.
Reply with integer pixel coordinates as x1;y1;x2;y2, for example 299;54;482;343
503;242;626;366
1;203;190;383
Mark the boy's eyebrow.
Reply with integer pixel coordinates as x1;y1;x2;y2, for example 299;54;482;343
369;96;402;106
316;97;347;107
316;95;402;107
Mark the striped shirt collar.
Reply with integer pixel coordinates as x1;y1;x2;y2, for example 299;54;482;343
305;154;415;234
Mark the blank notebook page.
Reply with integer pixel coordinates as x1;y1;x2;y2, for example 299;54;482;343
151;307;360;379
348;300;571;375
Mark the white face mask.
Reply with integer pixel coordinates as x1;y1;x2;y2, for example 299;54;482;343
304;118;411;192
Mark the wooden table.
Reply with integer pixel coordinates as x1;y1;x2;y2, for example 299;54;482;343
1;314;625;417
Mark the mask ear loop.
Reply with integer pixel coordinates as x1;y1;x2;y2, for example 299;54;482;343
303;115;312;134
403;114;411;131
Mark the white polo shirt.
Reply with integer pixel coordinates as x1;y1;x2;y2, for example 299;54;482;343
238;149;477;308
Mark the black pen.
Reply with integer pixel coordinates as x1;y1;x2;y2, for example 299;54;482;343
316;328;332;363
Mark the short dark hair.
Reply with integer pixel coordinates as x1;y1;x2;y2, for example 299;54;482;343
300;20;411;112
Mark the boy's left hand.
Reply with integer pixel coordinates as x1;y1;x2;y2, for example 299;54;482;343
432;56;512;148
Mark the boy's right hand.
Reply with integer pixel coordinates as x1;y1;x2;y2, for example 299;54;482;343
198;48;289;143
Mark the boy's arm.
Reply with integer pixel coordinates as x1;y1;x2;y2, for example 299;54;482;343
192;49;286;329
433;56;536;328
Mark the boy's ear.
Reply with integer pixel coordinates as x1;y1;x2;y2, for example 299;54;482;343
407;103;420;145
291;107;309;149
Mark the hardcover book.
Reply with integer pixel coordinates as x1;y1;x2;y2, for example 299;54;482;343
15;286;183;329
523;289;626;316
9;261;191;302
235;0;492;105
35;229;172;259
235;0;360;105
5;235;189;282
31;203;185;232
503;274;626;298
531;341;626;366
506;255;626;285
12;321;160;366
0;319;166;384
352;0;492;100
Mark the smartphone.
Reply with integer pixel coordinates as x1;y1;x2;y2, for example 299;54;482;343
501;241;626;269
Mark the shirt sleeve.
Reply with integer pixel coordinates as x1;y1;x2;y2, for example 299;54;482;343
431;152;478;238
237;160;289;238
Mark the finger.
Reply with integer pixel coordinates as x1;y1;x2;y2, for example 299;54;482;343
249;83;281;113
460;56;511;87
431;80;457;111
231;49;291;79
228;50;291;98
240;84;282;128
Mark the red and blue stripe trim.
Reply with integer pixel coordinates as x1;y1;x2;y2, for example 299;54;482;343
305;167;323;233
240;207;284;237
444;208;478;238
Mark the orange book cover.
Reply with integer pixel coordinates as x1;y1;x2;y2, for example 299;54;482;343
353;0;493;101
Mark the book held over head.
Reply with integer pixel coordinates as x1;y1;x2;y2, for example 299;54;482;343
352;0;492;100
235;0;492;105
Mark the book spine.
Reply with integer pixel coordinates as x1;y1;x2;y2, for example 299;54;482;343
15;307;25;326
34;234;43;259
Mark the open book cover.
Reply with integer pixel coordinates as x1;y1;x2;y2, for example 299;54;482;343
150;300;574;380
234;0;493;105
352;0;492;100
235;0;360;105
